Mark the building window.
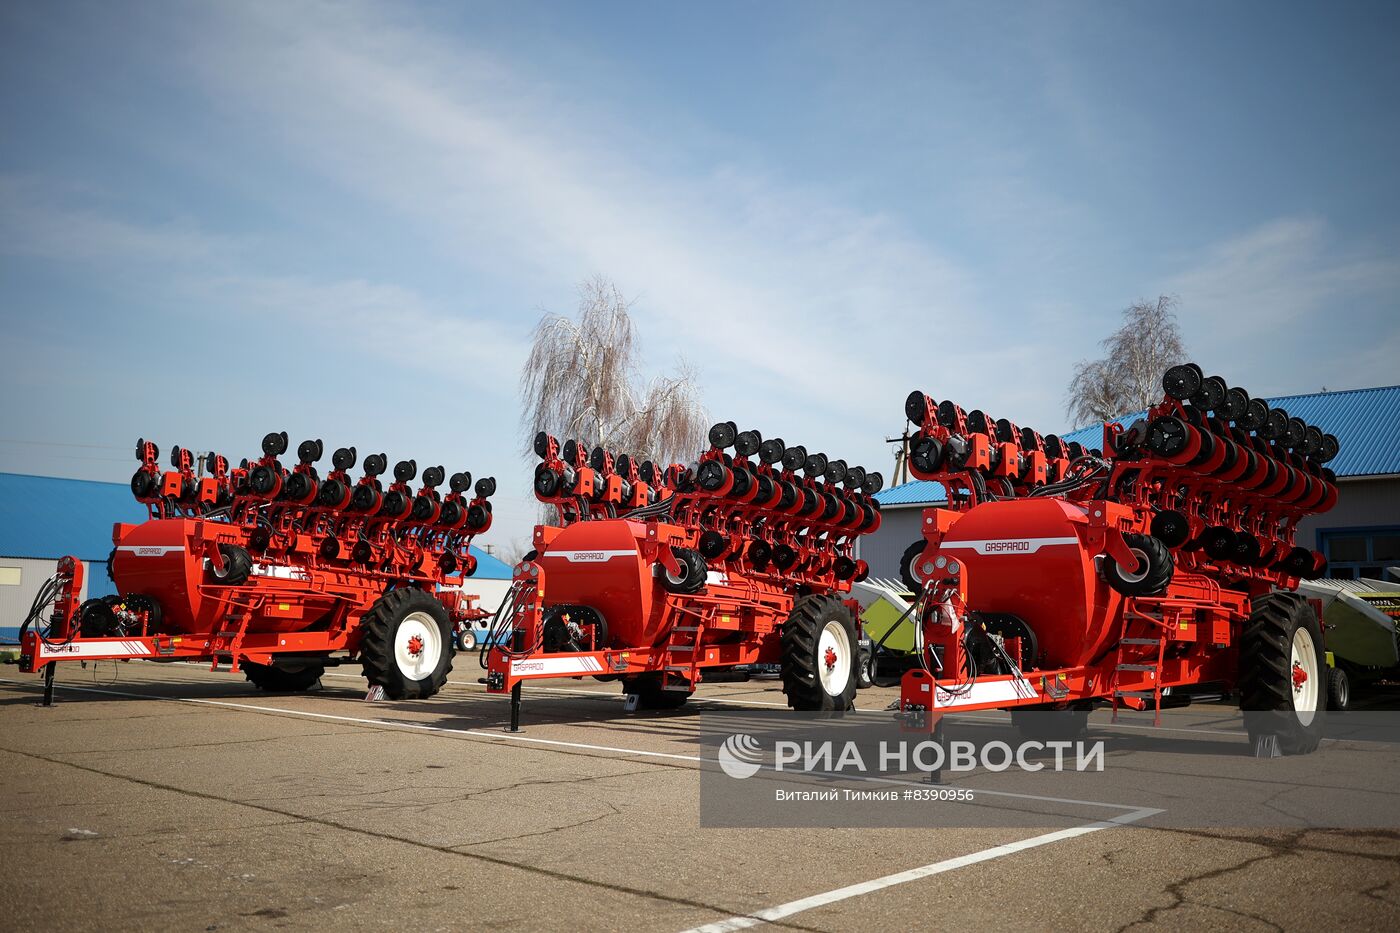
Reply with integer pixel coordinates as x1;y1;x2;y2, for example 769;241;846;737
1321;528;1400;581
0;566;20;586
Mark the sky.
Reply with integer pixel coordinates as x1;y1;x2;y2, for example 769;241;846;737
2;0;1398;553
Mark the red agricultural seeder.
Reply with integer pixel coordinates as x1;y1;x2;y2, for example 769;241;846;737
894;364;1340;754
19;433;496;704
482;425;885;728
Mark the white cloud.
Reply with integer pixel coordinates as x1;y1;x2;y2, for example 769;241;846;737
1161;216;1400;394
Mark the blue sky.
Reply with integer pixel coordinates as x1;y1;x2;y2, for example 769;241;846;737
2;0;1398;550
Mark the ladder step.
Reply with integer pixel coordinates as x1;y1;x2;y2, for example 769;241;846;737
665;666;689;673
672;626;700;633
1117;663;1157;671
662;685;691;692
669;645;694;652
1121;638;1162;645
1115;690;1158;699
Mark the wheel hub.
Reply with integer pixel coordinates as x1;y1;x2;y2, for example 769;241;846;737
823;646;838;671
407;634;424;657
1291;660;1308;692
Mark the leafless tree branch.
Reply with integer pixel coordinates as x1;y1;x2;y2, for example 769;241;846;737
1066;295;1187;426
520;275;707;467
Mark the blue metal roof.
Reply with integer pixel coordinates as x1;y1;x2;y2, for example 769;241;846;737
875;384;1400;507
0;472;514;579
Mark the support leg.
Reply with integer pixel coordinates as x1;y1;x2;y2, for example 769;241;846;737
927;715;946;785
508;682;522;733
40;662;56;708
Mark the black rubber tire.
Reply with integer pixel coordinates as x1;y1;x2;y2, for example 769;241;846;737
243;661;325;692
857;644;874;689
1010;705;1091;742
1327;666;1350;712
359;588;455;700
1104;533;1173;597
211;543;253;585
107;547;118;584
624;673;690;710
781;595;858;712
1239;592;1325;755
660;548;707;594
899;539;926;593
77;598;118;637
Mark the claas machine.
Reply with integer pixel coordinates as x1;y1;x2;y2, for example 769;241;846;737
18;433;496;703
481;424;885;727
894;364;1340;754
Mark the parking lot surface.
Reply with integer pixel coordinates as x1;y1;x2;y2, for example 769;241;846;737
2;663;1399;932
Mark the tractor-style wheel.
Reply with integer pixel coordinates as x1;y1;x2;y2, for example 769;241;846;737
623;673;690;710
660;548;708;594
359;588;455;700
1327;666;1350;712
899;539;926;593
211;544;253;585
1103;533;1173;597
1239;592;1325;754
781;595;858;711
243;661;325;693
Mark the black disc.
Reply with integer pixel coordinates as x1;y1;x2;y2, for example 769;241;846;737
910;436;943;473
1220;386;1250;421
1162;363;1203;400
1191;376;1227;412
709;422;737;449
1150;510;1191;548
1261;409;1289;441
1239;398;1269;432
905;390;928;424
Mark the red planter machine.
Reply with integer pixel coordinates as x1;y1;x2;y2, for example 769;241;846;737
894;364;1339;753
482;425;885;727
19;433;495;702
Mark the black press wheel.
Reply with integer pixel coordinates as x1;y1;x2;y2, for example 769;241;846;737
1326;666;1350;712
780;594;858;712
359;588;455;700
623;673;690;710
211;544;253;585
243;660;326;692
1103;533;1173;596
1239;592;1325;755
899;539;926;593
660;547;708;594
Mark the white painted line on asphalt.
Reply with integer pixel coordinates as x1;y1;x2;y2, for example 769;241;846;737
0;677;1158;817
413;675;1251;736
679;806;1162;933
0;678;701;763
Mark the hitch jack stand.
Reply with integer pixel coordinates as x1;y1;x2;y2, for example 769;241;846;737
40;662;56;708
508;682;522;733
926;716;946;785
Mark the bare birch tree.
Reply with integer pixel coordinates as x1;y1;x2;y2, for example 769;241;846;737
1066;295;1187;426
520;275;707;465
